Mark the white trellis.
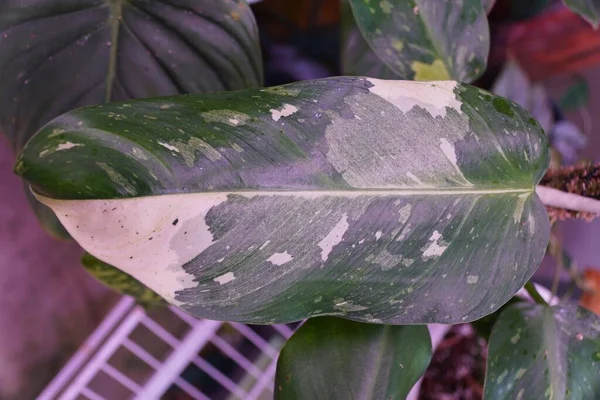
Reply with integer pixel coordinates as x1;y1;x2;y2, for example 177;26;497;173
38;296;296;400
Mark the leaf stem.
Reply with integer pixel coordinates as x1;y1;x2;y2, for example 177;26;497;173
106;0;123;102
536;185;600;214
524;282;549;306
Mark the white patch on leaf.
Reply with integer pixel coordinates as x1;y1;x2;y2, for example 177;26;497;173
56;142;83;151
158;141;180;153
35;192;228;306
267;251;293;265
513;193;531;223
270;104;298;121
214;272;235;285
422;230;448;259
366;78;462;118
318;214;349;261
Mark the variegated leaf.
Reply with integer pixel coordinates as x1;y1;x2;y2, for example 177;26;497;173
16;77;550;324
484;303;600;400
348;0;490;82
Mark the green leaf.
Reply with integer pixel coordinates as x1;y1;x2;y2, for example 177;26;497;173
563;0;600;28
16;77;550;324
0;0;262;237
348;0;490;82
0;0;262;152
492;60;554;134
23;182;71;240
471;295;522;340
81;252;166;309
558;77;590;112
484;303;600;400
275;317;431;400
341;1;399;78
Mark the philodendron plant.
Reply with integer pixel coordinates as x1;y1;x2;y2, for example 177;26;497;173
3;0;600;399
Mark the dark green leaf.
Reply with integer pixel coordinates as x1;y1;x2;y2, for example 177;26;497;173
348;0;490;82
23;182;71;240
484;303;600;400
16;77;550;324
0;0;262;151
558;77;590;112
275;317;431;400
471;295;523;340
341;1;399;78
81;252;166;309
0;0;262;237
491;59;554;134
563;0;600;28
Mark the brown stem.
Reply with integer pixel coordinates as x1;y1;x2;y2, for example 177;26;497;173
540;162;600;222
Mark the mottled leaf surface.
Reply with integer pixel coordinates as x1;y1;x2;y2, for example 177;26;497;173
17;77;549;324
484;303;600;400
275;317;431;400
564;0;600;28
348;0;489;82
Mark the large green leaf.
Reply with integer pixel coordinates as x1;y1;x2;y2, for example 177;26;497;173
484;303;600;400
0;0;262;152
275;317;431;400
0;0;262;237
348;0;490;82
16;77;550;324
564;0;600;28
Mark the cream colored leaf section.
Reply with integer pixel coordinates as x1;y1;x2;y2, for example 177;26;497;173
35;191;228;305
366;78;462;118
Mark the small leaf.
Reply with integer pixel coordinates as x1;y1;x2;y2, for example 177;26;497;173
563;0;600;28
484;303;600;400
81;252;166;309
16;77;550;324
275;317;431;400
348;0;490;82
558;77;590;112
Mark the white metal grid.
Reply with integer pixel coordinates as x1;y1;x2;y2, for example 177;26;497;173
39;296;297;400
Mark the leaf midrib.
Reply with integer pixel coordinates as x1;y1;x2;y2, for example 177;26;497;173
106;0;123;102
362;326;390;400
542;309;566;400
36;188;535;204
